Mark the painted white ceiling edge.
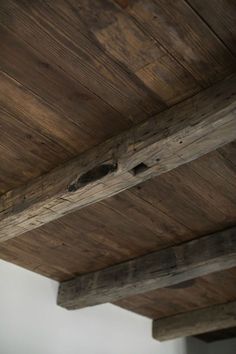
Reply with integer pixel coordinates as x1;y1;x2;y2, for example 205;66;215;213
0;259;235;354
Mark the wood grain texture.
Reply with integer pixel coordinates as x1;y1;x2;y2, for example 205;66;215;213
0;0;235;196
0;0;165;120
0;26;129;142
0;74;235;242
153;301;236;341
0;0;236;339
123;0;236;85
189;0;236;55
57;227;236;309
115;266;236;319
1;143;236;283
72;0;200;104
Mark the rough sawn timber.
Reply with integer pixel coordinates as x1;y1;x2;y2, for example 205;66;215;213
152;300;236;341
57;227;236;310
0;74;236;242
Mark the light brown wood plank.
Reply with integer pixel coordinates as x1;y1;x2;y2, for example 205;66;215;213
74;0;200;104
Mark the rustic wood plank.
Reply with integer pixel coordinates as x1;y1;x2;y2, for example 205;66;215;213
0;0;165;120
124;0;236;86
58;227;236;309
115;266;236;319
70;0;200;105
0;25;130;142
153;300;236;341
0;74;236;242
3;144;236;286
189;0;236;55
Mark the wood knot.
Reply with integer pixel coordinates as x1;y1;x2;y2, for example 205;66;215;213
68;163;117;192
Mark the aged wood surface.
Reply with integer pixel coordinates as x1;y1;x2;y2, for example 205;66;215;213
189;0;236;56
118;0;236;85
115;265;236;320
0;75;235;242
0;143;235;283
153;301;236;341
0;0;236;339
0;0;235;195
57;227;236;310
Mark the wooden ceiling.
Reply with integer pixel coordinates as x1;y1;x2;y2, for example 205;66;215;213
0;0;236;341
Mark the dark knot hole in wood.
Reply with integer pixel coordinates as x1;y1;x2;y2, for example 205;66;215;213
68;163;117;192
131;162;149;176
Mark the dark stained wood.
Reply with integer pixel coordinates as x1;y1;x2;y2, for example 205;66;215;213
116;0;236;85
116;267;236;319
0;74;235;242
0;0;165;120
0;0;235;196
57;227;236;310
196;327;236;343
64;0;200;105
0;0;236;340
0;143;235;281
189;0;236;55
153;301;236;341
0;26;130;141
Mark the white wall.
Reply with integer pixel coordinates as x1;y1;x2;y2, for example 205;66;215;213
1;260;235;354
0;260;186;354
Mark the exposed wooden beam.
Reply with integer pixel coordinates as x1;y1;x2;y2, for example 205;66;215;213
152;301;236;341
57;227;236;310
195;327;236;343
0;75;236;242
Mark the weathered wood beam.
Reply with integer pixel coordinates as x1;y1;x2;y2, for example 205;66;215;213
57;227;236;310
153;301;236;341
0;75;236;242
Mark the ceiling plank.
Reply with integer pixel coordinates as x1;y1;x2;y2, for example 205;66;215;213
0;74;236;242
153;300;236;341
57;226;236;310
